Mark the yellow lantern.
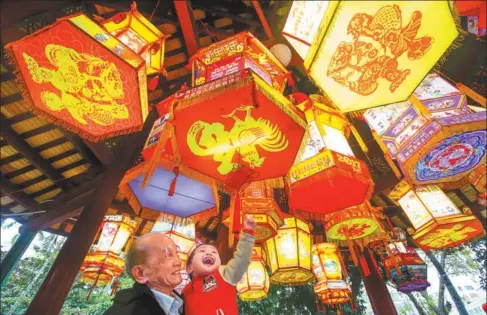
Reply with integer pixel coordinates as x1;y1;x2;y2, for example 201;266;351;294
222;181;284;243
312;243;352;306
102;1;168;75
265;217;314;285
389;180;485;250
151;213;197;269
282;1;458;112
81;214;137;286
237;246;270;301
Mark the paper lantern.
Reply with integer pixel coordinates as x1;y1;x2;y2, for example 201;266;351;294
287;95;374;219
265;217;314;285
456;0;486;36
80;215;137;286
382;243;430;293
468;164;487;204
120;162;218;220
222;181;284;243
389;180;485;250
282;1;458;112
5;13;149;142
269;44;292;67
172;69;307;191
364;73;487;186
190;31;289;92
102;1;168;75
151;214;197;269
312;243;352;306
237;246;270;301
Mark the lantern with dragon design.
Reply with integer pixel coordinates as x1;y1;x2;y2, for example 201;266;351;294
151;214;197;269
382;242;430;293
221;181;284;243
102;1;168;76
80;215;137;286
324;202;387;270
5;13;149;142
287;95;374;220
364;73;487;186
237;246;271;301
282;1;458;112
189;31;289;92
265;216;314;285
312;243;352;309
388;179;485;250
171;69;307;192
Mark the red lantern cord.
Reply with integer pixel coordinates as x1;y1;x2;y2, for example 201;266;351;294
168;167;180;196
149;0;161;21
359;253;371;277
368;248;383;280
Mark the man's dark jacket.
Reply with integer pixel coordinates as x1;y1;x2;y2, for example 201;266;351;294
103;283;184;315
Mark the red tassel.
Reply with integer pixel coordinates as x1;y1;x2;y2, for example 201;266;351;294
168;167;180;197
360;254;371;276
368;249;383;280
86;285;95;302
110;280;119;296
232;193;241;235
111;12;126;24
147;76;160;92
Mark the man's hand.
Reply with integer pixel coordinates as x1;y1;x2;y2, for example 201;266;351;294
242;215;256;231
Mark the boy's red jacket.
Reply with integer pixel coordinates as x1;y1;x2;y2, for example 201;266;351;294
182;231;255;315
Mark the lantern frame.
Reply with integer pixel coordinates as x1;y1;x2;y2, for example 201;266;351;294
102;1;169;75
265;217;314;285
237;246;271;301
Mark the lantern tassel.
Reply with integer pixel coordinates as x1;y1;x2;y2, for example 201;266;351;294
337;307;344;315
147;75;160;92
345;233;359;267
168;167;180;196
359;252;371;277
86;285;95;302
368;248;383;280
110;280;119;296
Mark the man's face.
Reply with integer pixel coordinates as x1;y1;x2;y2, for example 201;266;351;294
132;234;183;291
187;245;222;277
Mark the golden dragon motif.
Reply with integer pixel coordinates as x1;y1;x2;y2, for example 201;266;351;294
23;44;129;126
187;105;288;175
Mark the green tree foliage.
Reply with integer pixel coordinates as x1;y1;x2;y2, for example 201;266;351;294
467;237;486;290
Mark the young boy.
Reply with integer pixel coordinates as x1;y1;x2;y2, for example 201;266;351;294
182;216;256;315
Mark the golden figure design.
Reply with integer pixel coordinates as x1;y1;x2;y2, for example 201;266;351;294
187;105;288;175
23;44;128;125
327;5;433;96
419;224;477;248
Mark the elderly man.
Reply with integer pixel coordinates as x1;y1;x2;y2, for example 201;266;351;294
104;233;184;315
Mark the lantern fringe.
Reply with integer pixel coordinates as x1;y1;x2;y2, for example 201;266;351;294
3;16;146;143
433;1;467;72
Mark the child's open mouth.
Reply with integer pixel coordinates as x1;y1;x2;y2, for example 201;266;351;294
203;257;215;265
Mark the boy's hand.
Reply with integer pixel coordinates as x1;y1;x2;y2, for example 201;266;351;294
242;215;256;231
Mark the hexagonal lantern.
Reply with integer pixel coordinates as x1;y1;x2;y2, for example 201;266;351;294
265;216;314;285
468;164;487;205
237;246;270;301
365;73;487;186
287;95;374;220
389;179;485;250
222;181;284;243
282;1;458;112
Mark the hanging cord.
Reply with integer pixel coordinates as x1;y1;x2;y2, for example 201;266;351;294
149;0;161;21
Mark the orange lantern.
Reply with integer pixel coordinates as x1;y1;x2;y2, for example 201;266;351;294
5;13;149;142
389;180;485;250
222;181;284;243
102;1;168;75
80;214;137;286
468;164;487;205
265;217;314;285
287;95;374;220
382;243;430;293
172;69;307;191
151;214;197;269
282;1;458;112
312;243;352;307
237;246;271;301
190;31;289;92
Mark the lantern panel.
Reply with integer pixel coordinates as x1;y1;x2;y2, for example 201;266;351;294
296;1;458;112
413;73;461;101
398;190;434;230
5;14;149;142
173;69;306;188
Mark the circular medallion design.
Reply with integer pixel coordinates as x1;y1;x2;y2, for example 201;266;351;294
416;130;487;182
271;270;314;284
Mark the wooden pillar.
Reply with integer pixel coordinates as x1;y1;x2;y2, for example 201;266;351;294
361;250;398;315
1;229;36;286
24;111;156;315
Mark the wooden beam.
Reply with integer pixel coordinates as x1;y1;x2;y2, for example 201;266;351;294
25;110;157;315
0;93;23;105
191;4;260;27
1;180;40;211
174;0;200;57
0;116;73;190
62;131;108;167
251;1;273;40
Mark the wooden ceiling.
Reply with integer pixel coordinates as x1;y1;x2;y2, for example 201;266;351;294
0;1;484;240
